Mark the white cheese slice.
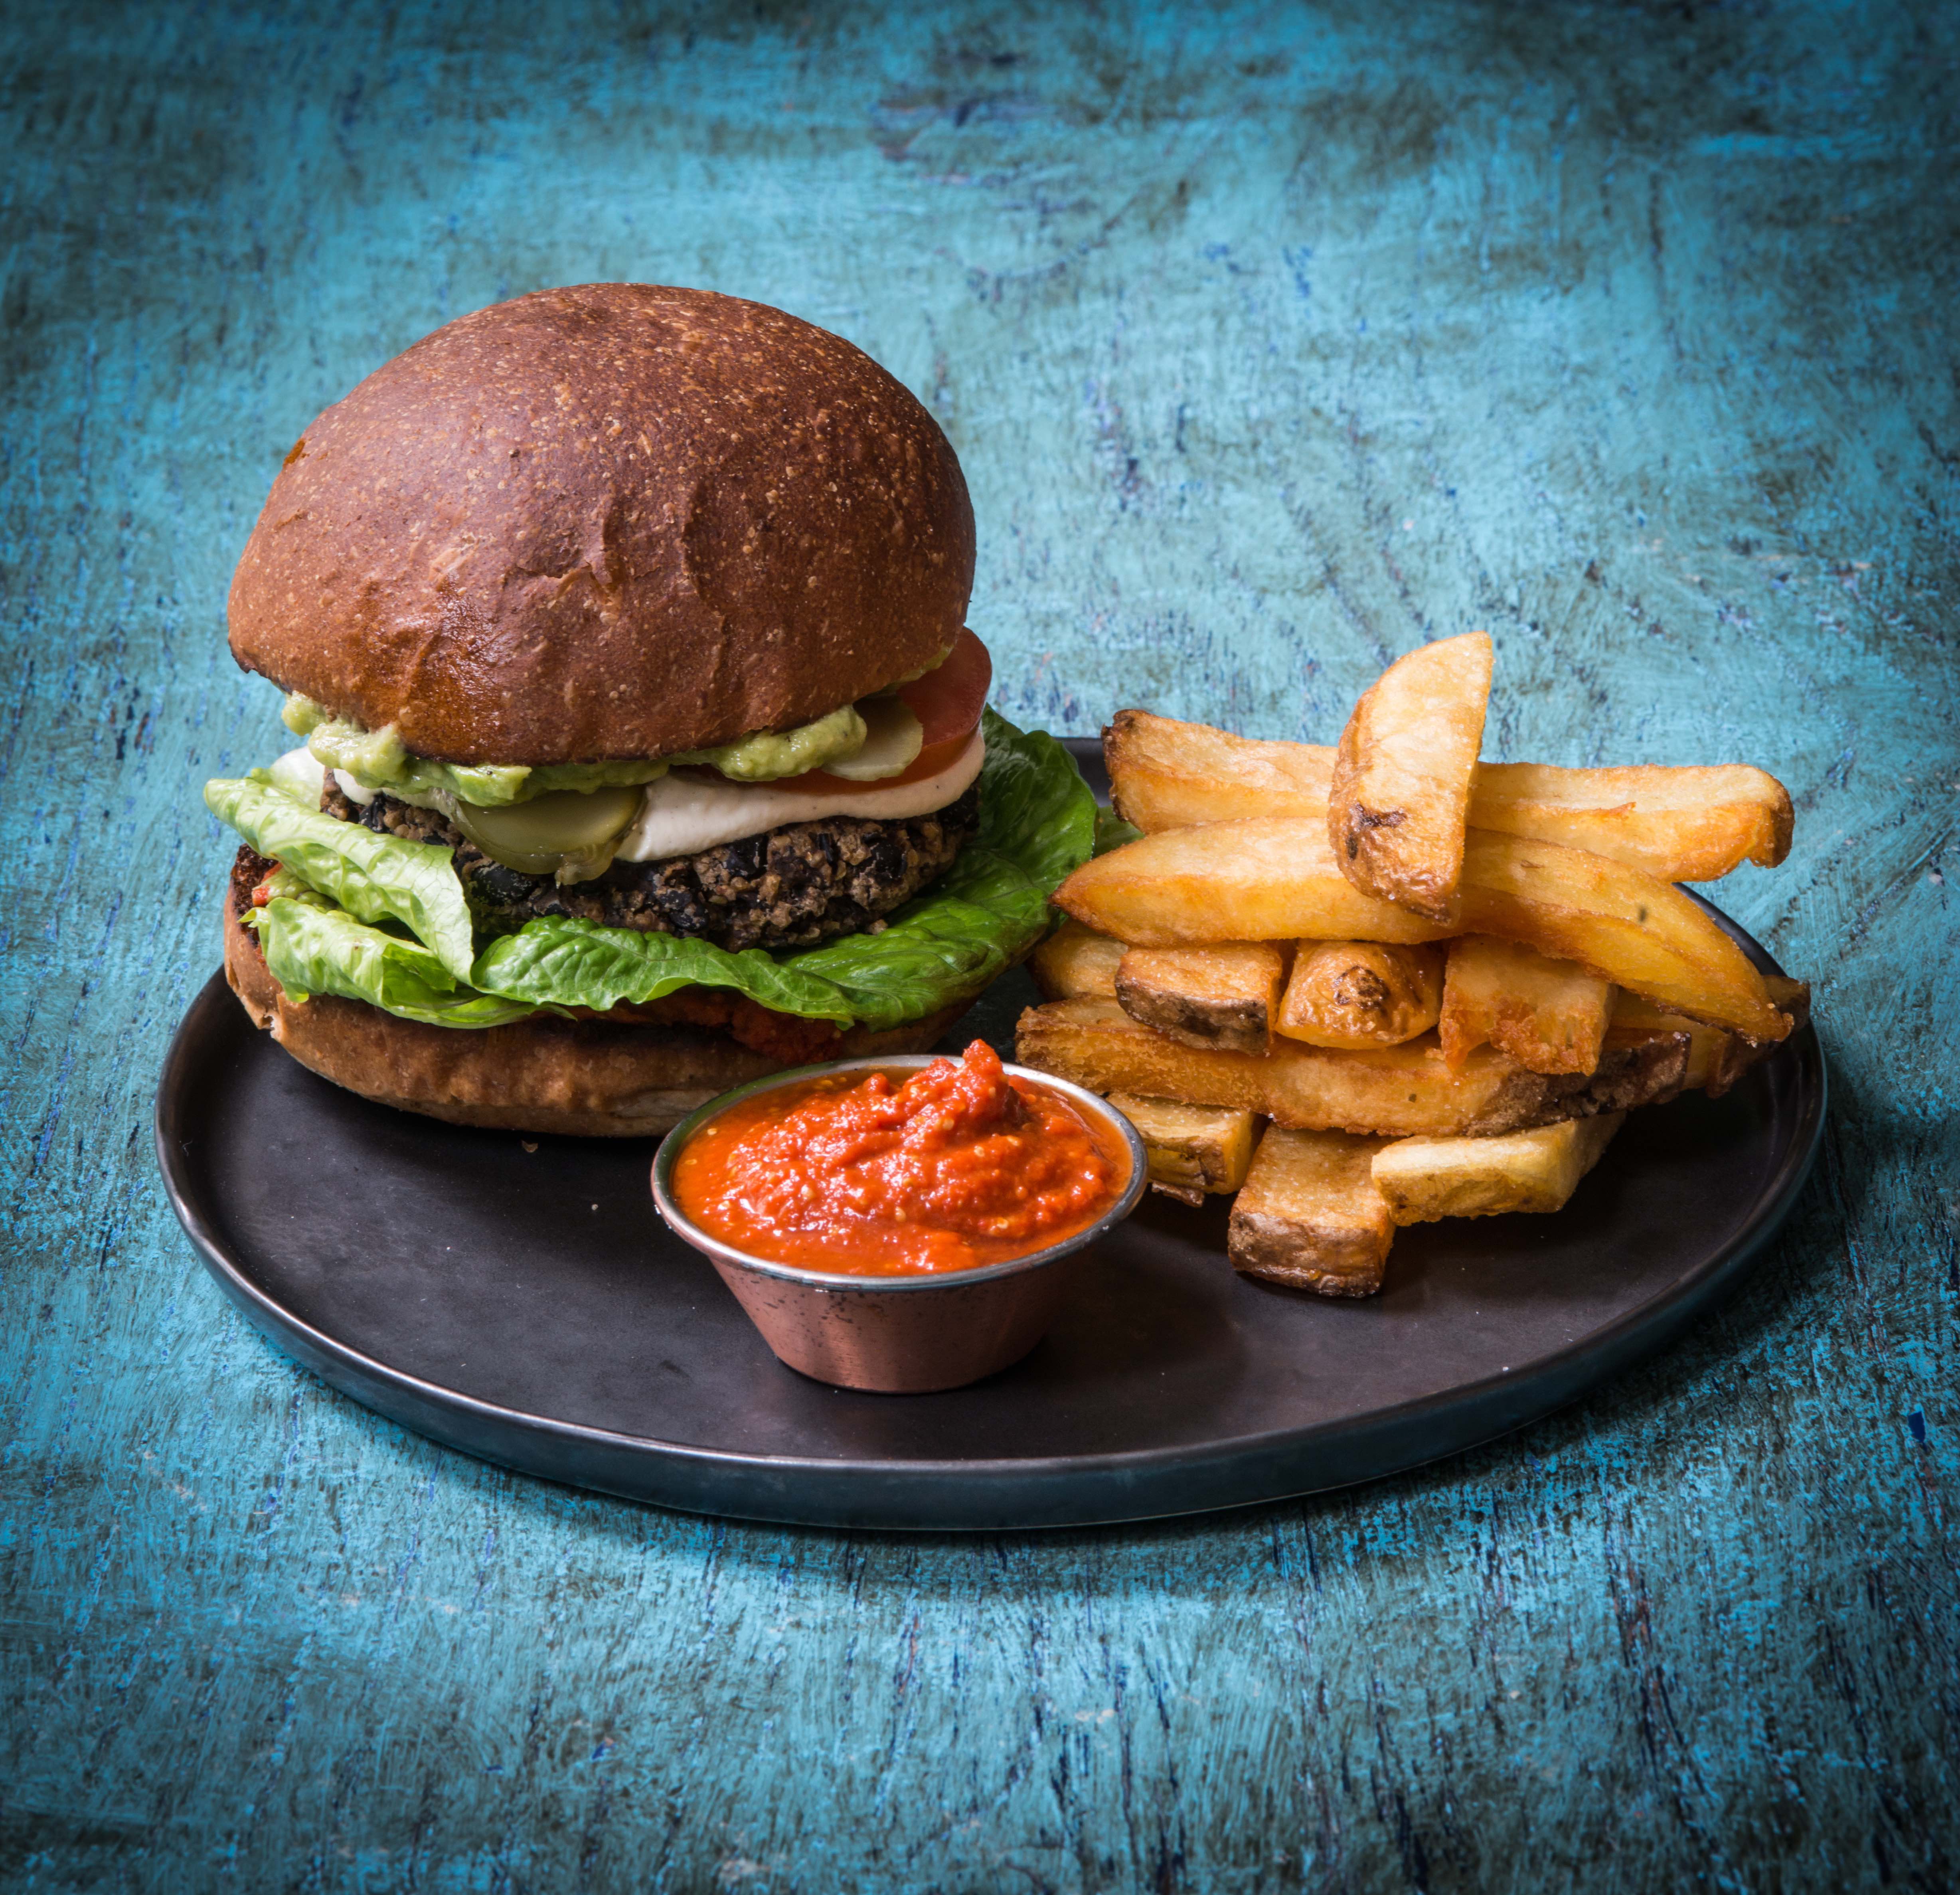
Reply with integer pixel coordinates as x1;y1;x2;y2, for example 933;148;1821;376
287;729;987;867
617;729;986;863
269;746;329;805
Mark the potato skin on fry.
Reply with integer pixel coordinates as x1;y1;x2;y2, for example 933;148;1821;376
1108;1093;1261;1204
1328;630;1493;923
1115;942;1288;1053
1228;1126;1395;1297
1276;941;1444;1048
1055;819;1790;1040
1607;977;1807;1097
1014;999;1688;1137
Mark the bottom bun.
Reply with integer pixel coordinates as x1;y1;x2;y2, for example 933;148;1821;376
223;873;973;1138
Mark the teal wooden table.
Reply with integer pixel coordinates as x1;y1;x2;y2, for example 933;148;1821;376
4;3;1954;1888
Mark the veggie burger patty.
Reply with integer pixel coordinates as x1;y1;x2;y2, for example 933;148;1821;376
322;782;983;953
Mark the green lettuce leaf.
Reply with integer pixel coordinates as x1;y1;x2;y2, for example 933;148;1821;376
208;711;1097;1032
974;707;1100;888
250;897;538;1028
205;773;478;980
470;922;858;1023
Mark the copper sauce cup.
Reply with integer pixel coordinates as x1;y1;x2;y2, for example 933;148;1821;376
651;1055;1148;1394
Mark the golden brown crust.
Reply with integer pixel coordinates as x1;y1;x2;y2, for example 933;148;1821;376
222;865;972;1137
228;285;973;764
1225;1213;1387;1297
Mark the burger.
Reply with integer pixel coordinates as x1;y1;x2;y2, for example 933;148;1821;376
204;283;1094;1135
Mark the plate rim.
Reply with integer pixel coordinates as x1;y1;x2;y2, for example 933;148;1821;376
155;746;1828;1529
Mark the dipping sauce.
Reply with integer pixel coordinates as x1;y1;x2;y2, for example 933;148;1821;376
671;1041;1128;1275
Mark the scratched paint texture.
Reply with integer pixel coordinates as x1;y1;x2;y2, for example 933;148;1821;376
2;1;1955;1889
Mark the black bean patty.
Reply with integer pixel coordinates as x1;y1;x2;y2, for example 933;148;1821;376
321;780;980;952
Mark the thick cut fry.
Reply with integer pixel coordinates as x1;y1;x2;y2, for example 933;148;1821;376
1107;712;1792;882
1115;942;1288;1053
1328;630;1493;922
1107;1093;1261;1205
1606;992;1731;1090
1055;820;1789;1040
1105;709;1334;832
1607;977;1807;1097
1764;974;1812;1029
1014;1000;1688;1137
1438;935;1613;1075
1372;1114;1623;1224
1473;762;1792;878
1029;920;1124;1003
1276;941;1444;1048
1227;1126;1395;1297
1454;830;1787;1039
1054;819;1450;948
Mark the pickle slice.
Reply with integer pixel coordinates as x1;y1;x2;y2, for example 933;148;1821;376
824;696;925;782
449;784;643;875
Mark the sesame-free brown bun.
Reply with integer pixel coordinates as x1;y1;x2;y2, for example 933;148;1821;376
222;865;971;1137
228;284;974;765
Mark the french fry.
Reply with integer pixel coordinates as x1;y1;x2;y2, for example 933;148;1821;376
1054;821;1790;1040
1274;941;1444;1048
1029;920;1124;1003
1607;978;1806;1096
1014;999;1688;1137
1454;830;1787;1040
1105;712;1793;881
1114;942;1288;1053
1107;1093;1261;1205
1764;974;1811;1029
1371;1114;1623;1224
1227;1126;1395;1297
1053;818;1450;948
1606;992;1731;1091
1328;630;1494;923
1438;935;1612;1075
1473;762;1792;879
1105;710;1333;832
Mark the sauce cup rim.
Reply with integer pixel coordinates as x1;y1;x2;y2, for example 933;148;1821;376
651;1052;1149;1292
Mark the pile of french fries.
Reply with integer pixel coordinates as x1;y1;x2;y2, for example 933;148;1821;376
1016;632;1809;1298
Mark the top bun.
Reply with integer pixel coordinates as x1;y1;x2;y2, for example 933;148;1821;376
228;285;974;765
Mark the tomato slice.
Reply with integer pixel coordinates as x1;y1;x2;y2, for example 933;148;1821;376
679;632;990;799
899;627;991;746
762;631;991;796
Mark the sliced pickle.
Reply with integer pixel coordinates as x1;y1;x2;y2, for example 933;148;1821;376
823;696;925;781
449;784;643;875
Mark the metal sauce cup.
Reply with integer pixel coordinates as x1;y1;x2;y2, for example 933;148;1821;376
651;1055;1148;1394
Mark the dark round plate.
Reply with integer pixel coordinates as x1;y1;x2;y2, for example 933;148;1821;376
155;741;1825;1529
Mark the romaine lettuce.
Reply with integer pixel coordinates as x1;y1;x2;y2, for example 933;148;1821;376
470;921;859;1023
204;773;477;980
251;897;538;1028
209;709;1096;1033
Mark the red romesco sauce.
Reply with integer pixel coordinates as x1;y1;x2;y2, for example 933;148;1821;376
671;1041;1126;1276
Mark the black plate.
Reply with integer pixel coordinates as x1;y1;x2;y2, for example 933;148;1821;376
155;741;1825;1529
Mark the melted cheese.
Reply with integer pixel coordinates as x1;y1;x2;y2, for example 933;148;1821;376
617;730;986;862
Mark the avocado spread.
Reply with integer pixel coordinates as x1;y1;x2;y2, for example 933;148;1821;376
284;694;874;806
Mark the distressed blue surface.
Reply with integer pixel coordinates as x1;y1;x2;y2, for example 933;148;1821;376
2;2;1956;1889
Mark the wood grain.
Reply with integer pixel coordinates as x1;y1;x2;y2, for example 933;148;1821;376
2;1;1955;1888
